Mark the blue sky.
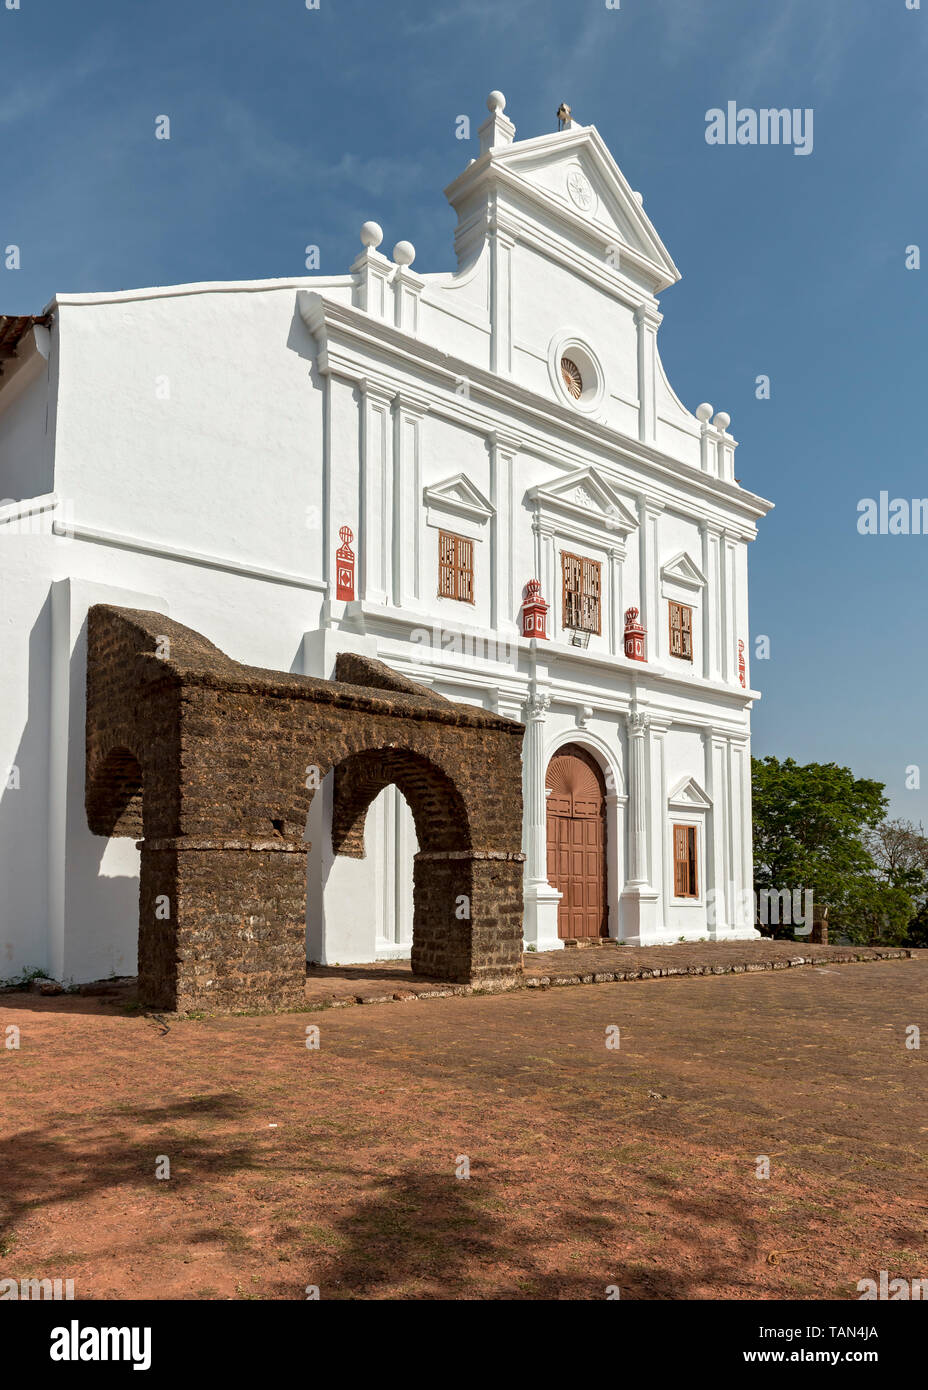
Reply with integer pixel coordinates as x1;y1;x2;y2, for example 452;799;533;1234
2;0;926;822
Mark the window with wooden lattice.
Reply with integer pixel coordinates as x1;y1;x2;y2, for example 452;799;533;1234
673;823;698;898
438;531;474;603
561;552;601;634
668;600;693;661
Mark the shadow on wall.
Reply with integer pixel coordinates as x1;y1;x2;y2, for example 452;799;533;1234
0;590;51;978
306;771;417;966
0;589;140;983
62;602;140;983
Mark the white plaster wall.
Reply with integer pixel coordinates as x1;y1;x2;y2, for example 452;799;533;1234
0;353;53;502
54;289;326;582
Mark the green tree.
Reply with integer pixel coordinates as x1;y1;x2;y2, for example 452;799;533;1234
753;758;885;895
750;757;917;944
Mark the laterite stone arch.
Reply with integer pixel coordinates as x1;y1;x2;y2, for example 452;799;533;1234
85;605;525;1014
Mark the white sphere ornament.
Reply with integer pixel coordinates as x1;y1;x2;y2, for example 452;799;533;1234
713;411;731;431
695;402;713;422
487;91;506;113
392;240;416;267
360;221;383;249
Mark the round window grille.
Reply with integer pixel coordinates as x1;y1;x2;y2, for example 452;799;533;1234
560;356;583;399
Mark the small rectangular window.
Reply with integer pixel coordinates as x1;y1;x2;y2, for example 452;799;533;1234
562;552;601;634
669;601;693;661
673;824;698;898
438;531;474;603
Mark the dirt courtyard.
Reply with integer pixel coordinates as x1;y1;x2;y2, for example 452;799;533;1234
1;956;925;1300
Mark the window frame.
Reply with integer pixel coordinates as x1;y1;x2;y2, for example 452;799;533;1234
561;550;602;636
437;530;475;605
672;823;699;899
668;599;694;662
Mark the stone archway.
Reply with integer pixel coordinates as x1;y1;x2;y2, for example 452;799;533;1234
84;605;526;1014
545;743;608;940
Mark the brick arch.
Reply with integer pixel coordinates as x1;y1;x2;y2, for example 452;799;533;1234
84;605;526;1014
86;745;145;838
331;747;471;858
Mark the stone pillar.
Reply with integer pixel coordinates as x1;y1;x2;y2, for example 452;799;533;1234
138;837;307;1014
522;690;562;951
411;849;524;985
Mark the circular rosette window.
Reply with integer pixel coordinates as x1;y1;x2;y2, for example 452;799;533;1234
548;334;606;414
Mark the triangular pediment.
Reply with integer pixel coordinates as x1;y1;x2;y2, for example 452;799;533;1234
661;551;707;589
423;473;494;524
668;776;712;811
448;124;680;292
527;467;639;536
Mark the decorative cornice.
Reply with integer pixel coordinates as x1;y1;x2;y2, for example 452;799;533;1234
296;291;772;528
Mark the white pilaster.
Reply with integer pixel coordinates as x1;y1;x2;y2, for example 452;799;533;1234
488;430;521;634
359;380;394;605
522;689;562;951
705;731;729;936
620;708;661;943
634;302;662;444
488;218;516;376
392;393;427;609
637;497;663;662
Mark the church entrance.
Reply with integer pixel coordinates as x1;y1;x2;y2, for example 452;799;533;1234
545;743;608;939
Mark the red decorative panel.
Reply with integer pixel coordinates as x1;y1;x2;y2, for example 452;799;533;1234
336;525;355;601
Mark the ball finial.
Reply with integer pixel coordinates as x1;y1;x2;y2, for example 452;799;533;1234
360;221;383;249
713;410;731;431
695;402;713;423
392;240;416;267
487;90;506;113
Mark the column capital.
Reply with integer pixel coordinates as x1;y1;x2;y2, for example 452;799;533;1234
633;301;663;330
487;428;523;456
526;689;551;720
625;709;650;736
393;390;429;420
358;376;396;409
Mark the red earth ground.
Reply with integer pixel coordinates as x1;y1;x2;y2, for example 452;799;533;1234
1;954;925;1300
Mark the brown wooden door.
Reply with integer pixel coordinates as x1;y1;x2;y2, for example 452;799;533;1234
545;744;607;939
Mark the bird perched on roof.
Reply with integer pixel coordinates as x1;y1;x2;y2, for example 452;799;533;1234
557;102;572;131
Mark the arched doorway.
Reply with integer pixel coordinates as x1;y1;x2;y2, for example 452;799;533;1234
546;743;607;940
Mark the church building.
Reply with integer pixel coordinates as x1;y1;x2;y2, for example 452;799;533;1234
0;92;772;984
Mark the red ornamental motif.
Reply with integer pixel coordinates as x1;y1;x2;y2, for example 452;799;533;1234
522;579;549;639
336;525;355;601
738;639;746;688
624;607;647;663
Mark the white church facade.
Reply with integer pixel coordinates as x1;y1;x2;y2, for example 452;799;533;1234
0;93;772;984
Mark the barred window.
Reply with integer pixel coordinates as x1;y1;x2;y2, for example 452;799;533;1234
668;600;693;661
438;531;474;603
673;824;698;898
561;552;601;634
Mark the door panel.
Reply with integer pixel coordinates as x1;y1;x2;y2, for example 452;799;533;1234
545;744;608;939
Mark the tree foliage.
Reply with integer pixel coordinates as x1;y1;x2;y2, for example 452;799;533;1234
751;757;925;945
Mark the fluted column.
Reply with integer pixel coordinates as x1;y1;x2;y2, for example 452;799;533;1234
522;688;563;951
625;710;650;886
524;691;551;885
620;708;661;944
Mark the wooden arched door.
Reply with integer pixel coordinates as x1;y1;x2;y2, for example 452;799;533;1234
545;743;608;939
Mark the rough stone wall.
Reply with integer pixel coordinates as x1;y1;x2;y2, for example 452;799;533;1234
85;605;525;1014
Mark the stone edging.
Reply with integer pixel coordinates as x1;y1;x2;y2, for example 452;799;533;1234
309;947;914;1012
